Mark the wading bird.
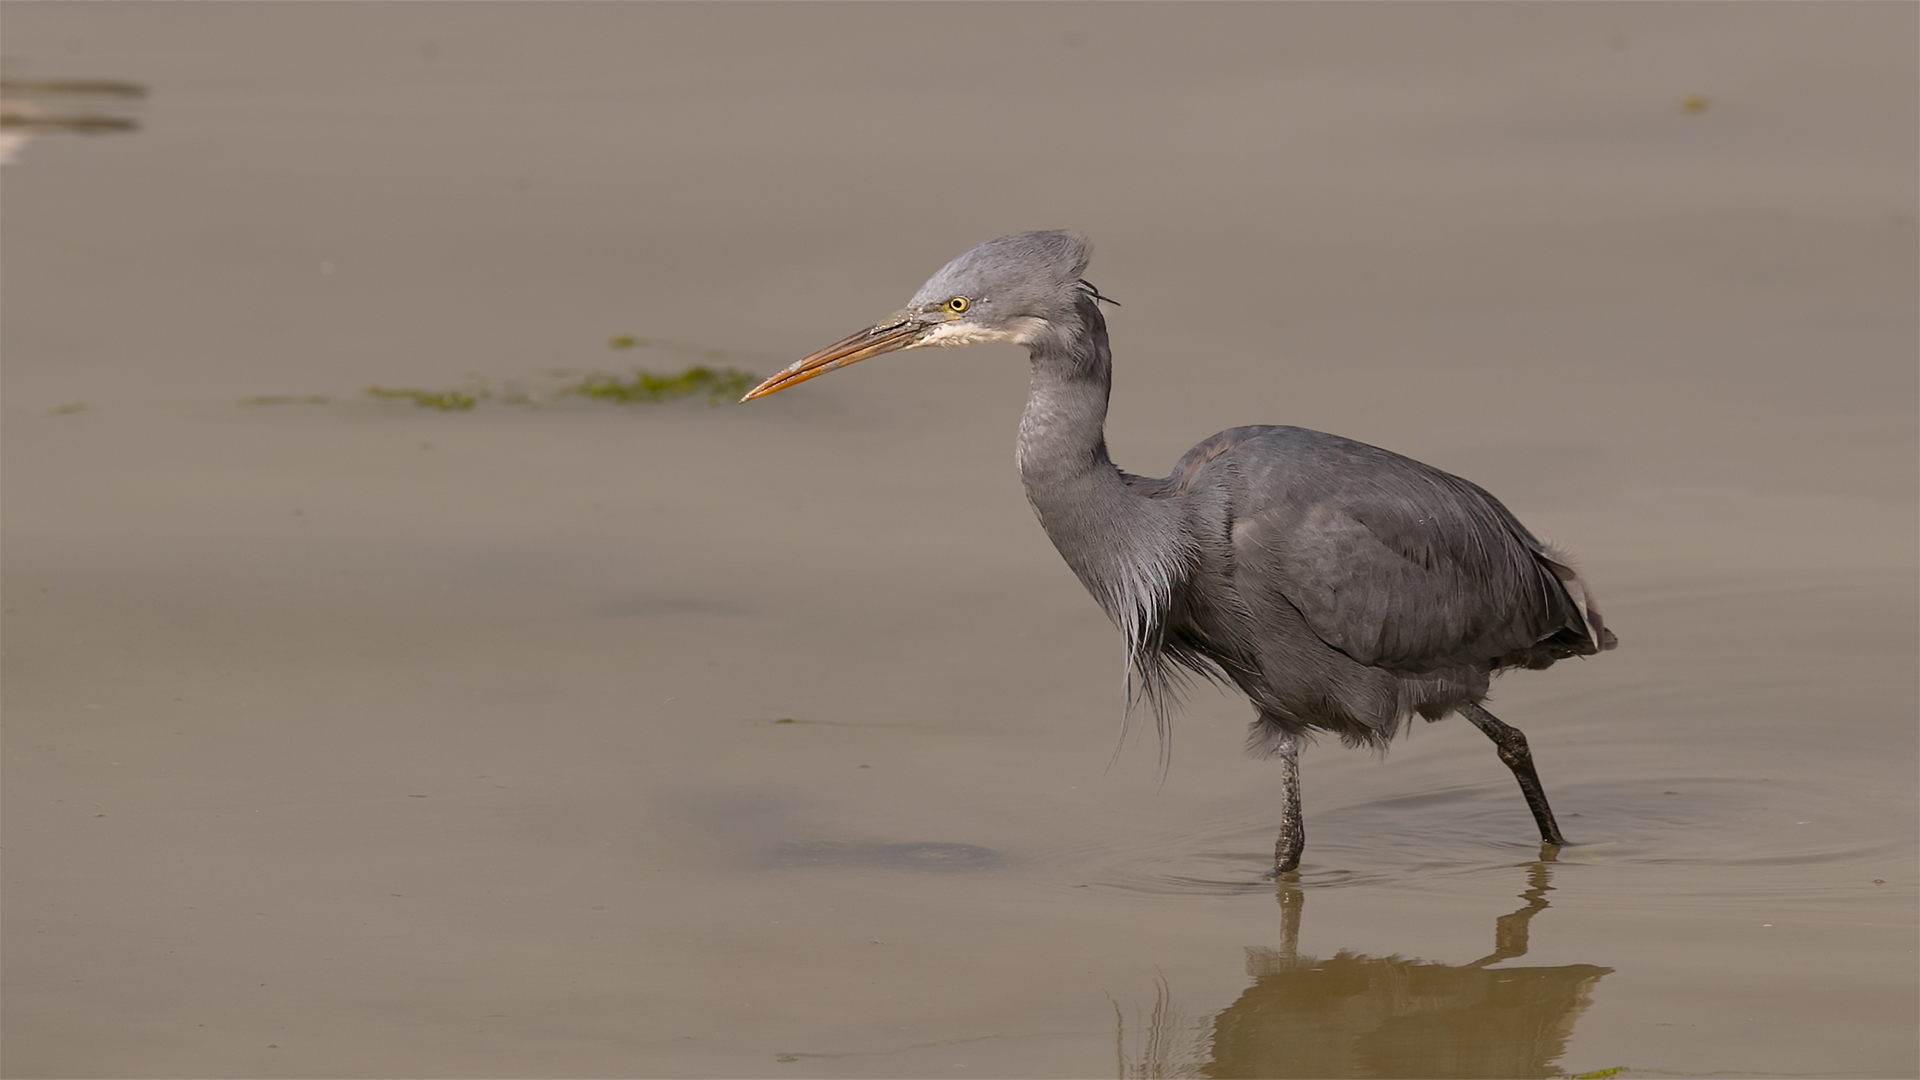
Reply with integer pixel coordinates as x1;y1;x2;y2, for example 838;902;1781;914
743;232;1614;874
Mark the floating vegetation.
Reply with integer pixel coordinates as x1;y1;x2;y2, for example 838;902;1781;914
45;401;86;416
239;394;330;406
0;78;146;101
357;366;756;411
365;385;480;411
1;77;145;165
564;366;758;406
278;332;768;414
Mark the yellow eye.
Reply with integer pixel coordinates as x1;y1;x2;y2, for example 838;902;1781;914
944;296;970;314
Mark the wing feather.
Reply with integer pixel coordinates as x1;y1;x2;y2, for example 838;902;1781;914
1196;428;1582;672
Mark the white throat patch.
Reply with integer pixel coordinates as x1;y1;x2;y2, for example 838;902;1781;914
914;316;1045;350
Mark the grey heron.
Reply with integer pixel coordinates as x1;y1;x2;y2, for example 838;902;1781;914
743;231;1615;874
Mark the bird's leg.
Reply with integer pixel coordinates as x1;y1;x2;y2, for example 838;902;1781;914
1275;878;1304;959
1459;702;1567;846
1273;732;1305;875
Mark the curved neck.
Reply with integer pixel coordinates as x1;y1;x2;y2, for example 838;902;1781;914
1016;297;1181;637
1016;294;1119;486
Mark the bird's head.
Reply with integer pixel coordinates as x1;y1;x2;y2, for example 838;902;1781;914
741;230;1098;401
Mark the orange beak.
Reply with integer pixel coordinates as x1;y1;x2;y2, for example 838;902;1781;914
740;316;926;401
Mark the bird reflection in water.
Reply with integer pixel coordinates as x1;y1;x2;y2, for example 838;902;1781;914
1117;862;1611;1079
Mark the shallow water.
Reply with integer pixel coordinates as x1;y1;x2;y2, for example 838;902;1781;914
4;5;1915;1078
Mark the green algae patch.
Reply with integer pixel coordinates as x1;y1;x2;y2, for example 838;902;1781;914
239;394;330;406
564;365;757;406
366;386;481;411
346;361;757;411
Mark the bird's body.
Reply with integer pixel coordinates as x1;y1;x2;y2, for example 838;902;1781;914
745;231;1614;873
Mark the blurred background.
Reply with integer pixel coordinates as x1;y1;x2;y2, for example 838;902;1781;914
4;4;1914;1078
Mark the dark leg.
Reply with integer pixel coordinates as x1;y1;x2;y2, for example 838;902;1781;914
1273;732;1305;875
1459;702;1567;846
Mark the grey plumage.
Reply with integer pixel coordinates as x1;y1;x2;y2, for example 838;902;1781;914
744;231;1616;874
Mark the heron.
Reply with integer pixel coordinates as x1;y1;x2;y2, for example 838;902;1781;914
743;231;1615;874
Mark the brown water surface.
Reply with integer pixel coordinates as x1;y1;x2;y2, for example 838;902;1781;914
4;4;1915;1078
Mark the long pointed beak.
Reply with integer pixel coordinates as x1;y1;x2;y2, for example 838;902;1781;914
740;316;926;401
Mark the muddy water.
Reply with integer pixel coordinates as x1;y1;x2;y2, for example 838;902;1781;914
3;5;1914;1078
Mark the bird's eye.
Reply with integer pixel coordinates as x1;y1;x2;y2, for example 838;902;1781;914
944;296;970;314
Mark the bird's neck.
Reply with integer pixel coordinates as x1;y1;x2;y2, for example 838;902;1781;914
1017;296;1121;490
1017;298;1182;633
